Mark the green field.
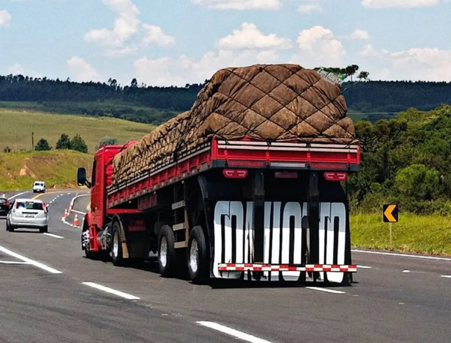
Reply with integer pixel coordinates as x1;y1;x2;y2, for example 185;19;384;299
0;150;93;190
0;108;155;153
351;213;451;256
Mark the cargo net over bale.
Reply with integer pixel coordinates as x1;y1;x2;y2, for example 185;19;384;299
112;64;358;186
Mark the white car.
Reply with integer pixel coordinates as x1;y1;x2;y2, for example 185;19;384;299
6;199;48;233
32;181;46;193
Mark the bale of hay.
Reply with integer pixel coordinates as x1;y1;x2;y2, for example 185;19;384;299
112;64;357;185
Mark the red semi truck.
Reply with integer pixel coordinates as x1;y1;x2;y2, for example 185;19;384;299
77;137;360;284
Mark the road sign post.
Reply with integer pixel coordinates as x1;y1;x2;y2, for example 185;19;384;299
383;204;398;245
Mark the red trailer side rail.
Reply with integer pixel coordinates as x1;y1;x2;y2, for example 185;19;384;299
107;137;360;209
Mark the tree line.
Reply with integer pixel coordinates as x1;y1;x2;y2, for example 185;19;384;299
349;104;451;215
2;70;451;125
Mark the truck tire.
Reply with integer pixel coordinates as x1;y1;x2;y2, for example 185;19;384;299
187;226;209;284
158;225;176;277
111;222;124;266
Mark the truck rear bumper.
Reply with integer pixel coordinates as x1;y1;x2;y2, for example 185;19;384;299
218;263;357;273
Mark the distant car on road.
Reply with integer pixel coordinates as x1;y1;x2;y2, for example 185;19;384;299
0;197;10;216
6;198;48;233
32;181;46;193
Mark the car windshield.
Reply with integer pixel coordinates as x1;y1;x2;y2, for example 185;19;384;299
16;201;44;210
0;198;6;204
34;183;44;186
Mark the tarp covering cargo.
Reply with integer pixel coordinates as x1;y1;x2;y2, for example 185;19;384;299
112;64;357;185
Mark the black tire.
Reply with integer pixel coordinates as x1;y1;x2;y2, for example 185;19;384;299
111;222;124;266
158;225;177;277
187;226;209;284
39;226;48;233
6;222;13;232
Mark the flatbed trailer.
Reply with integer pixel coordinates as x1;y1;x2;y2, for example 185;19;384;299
78;137;360;284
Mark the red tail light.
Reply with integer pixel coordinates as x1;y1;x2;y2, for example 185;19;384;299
222;169;248;179
324;172;348;181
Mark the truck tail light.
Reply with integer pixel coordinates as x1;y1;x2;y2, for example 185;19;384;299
222;169;248;179
324;172;348;181
275;172;298;179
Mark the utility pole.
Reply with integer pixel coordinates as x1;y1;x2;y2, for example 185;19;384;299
32;132;34;150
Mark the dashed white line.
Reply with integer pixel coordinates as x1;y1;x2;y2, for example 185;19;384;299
357;265;372;269
82;282;140;300
44;233;64;239
0;245;62;274
306;287;346;294
441;275;451;279
352;249;451;262
197;321;271;343
0;260;29;265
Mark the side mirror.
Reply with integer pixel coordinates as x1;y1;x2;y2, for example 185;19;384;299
77;167;91;188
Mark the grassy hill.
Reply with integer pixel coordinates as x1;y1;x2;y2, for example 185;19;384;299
0;108;155;153
0;150;93;191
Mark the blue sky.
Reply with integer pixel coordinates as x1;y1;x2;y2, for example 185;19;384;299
1;0;450;86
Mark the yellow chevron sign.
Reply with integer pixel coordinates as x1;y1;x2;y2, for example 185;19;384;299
383;204;398;223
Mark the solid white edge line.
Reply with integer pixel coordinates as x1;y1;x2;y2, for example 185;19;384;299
357;265;372;269
441;275;451;278
306;287;345;294
44;233;64;239
197;321;271;343
352;249;451;262
0;246;62;274
82;282;140;300
0;260;29;265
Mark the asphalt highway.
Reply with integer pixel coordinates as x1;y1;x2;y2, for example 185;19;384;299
1;190;450;342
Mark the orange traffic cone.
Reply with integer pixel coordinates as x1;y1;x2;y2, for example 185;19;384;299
73;214;79;226
63;209;68;218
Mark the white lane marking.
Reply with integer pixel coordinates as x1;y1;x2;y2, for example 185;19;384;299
44;233;64;239
306;287;345;294
352;249;451;262
441;275;451;278
0;260;29;265
0;245;62;274
82;282;140;300
357;265;372;269
71;209;86;215
197;321;271;343
403;270;410;273
7;191;28;200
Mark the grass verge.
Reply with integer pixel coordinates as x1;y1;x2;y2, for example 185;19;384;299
0;150;92;191
351;213;451;256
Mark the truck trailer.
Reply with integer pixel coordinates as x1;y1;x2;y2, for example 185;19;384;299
77;64;360;284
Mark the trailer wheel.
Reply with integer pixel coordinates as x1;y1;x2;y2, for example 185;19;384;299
187;226;209;284
158;225;176;277
111;222;124;266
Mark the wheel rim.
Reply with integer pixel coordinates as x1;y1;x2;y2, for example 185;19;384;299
189;239;199;274
160;237;168;268
113;230;119;258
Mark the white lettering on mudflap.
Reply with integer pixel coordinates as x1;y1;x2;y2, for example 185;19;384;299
213;201;347;282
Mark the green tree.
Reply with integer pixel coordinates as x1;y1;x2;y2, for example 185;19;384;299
70;134;88;153
56;133;71;149
395;164;440;200
95;136;118;150
35;138;51;151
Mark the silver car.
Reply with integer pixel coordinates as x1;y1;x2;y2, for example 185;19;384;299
6;199;48;233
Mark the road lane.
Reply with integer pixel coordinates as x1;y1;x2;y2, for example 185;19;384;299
1;189;451;342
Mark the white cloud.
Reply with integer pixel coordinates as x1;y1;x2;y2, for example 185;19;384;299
360;43;388;58
134;48;281;87
349;29;371;40
0;10;12;27
293;26;345;67
298;4;322;13
67;57;100;82
191;0;282;10
84;0;140;47
362;0;442;8
142;24;176;47
216;22;291;50
8;64;25;75
105;45;138;57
